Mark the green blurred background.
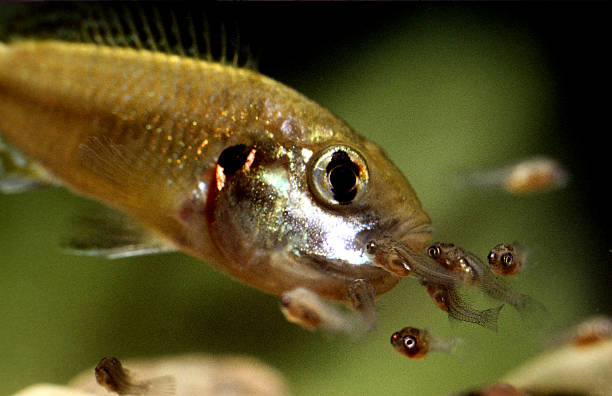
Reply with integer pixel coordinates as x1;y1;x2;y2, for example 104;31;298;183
1;4;609;396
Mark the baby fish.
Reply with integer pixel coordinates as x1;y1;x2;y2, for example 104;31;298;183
425;282;502;331
390;327;456;360
426;242;541;315
461;156;568;194
450;383;527;396
425;242;479;285
0;6;433;331
545;315;612;348
364;238;462;286
569;316;612;347
95;357;175;395
280;288;357;334
487;243;523;276
364;239;504;329
280;281;377;334
364;239;414;277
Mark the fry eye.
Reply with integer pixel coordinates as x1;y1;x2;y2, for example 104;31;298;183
280;295;292;308
403;335;417;350
365;241;378;255
309;145;369;206
427;245;442;259
501;252;514;267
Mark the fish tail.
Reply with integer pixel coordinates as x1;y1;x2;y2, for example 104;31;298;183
484;275;544;317
479;304;504;332
446;286;503;331
447;303;503;332
430;334;462;355
516;294;548;325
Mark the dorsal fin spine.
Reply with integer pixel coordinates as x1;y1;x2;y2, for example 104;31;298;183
122;5;144;50
186;14;200;58
87;9;104;45
220;23;227;65
170;11;185;57
96;7;117;47
153;8;171;54
232;30;240;67
4;5;256;70
202;14;213;62
137;5;158;52
80;15;93;44
109;8;128;47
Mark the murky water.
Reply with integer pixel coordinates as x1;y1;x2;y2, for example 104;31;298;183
0;4;608;396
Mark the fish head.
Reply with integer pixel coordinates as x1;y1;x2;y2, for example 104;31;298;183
196;127;431;299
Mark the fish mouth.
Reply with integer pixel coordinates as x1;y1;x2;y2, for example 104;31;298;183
391;212;434;249
360;214;433;253
396;222;434;250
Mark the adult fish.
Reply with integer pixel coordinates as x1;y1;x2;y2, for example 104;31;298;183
0;5;456;331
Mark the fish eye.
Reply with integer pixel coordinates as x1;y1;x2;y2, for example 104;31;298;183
280;295;292;308
217;144;254;175
403;335;417;350
427;245;442;259
308;145;369;206
501;252;514;267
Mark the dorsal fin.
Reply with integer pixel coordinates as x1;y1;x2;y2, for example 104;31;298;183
1;3;258;69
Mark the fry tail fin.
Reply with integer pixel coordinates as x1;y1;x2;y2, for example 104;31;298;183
478;304;504;332
443;284;504;331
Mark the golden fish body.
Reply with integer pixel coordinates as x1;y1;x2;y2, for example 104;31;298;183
0;39;431;301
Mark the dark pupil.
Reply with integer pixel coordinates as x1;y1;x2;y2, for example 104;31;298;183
404;335;417;350
502;253;514;267
218;144;251;175
326;151;360;204
428;246;440;258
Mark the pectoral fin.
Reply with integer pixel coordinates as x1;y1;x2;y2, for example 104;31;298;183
62;206;176;259
1;136;56;193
